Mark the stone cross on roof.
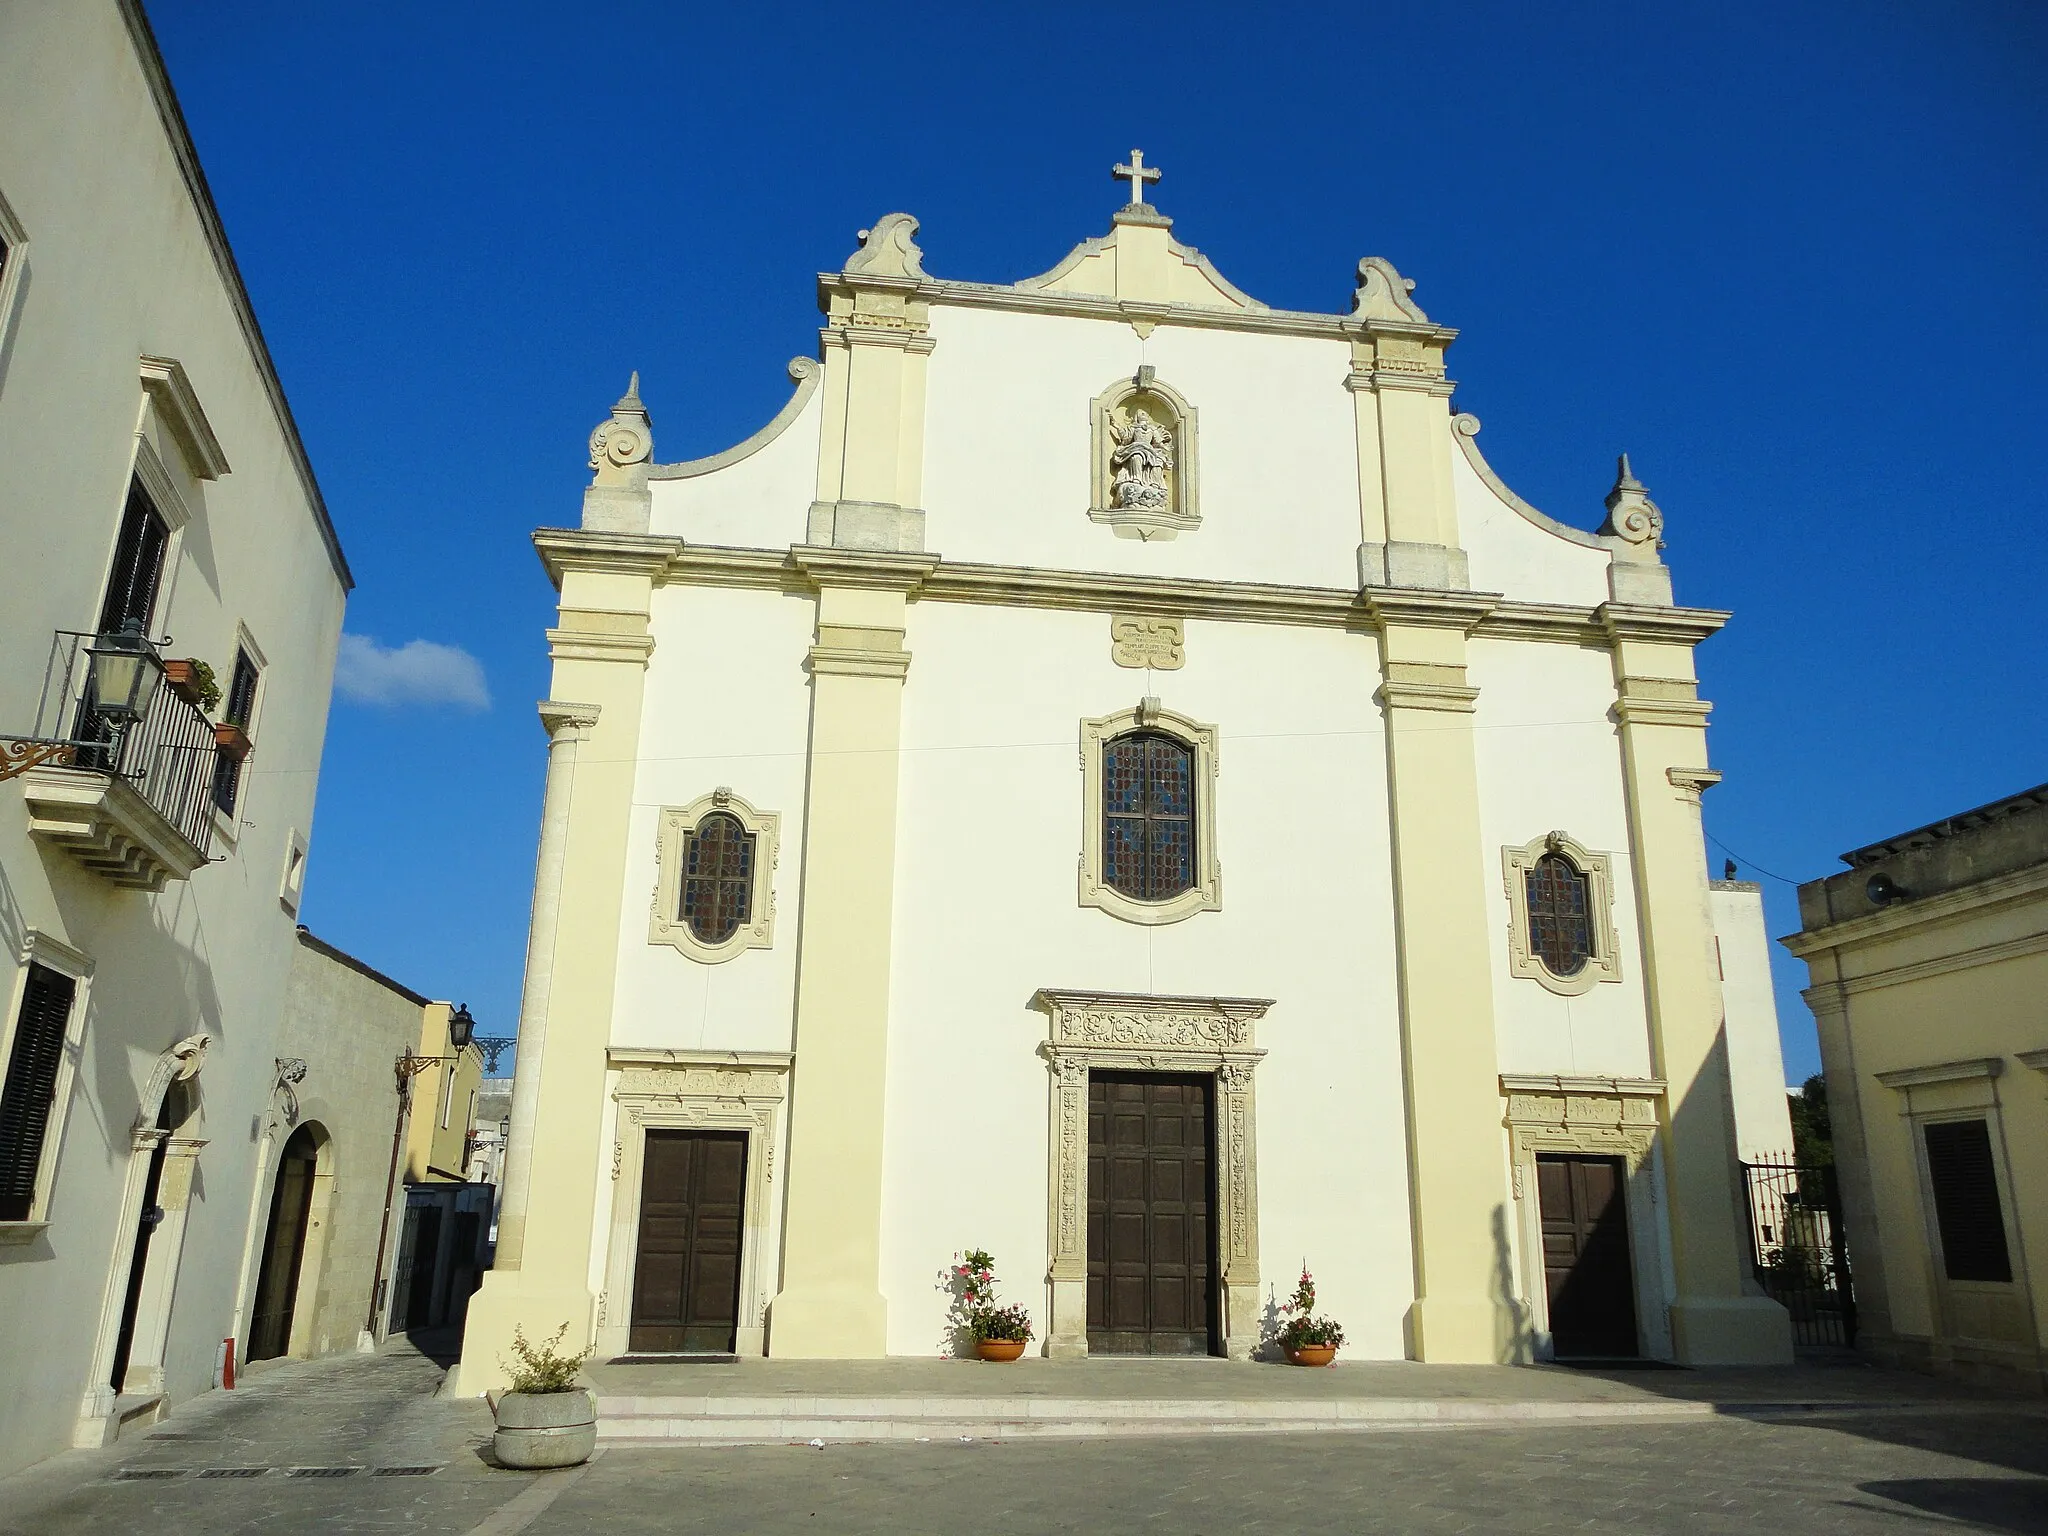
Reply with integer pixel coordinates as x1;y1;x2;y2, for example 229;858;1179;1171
1112;149;1162;206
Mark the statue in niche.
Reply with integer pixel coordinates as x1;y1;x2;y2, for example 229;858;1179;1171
1109;406;1175;511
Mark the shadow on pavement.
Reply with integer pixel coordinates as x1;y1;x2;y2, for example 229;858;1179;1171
1858;1478;2048;1534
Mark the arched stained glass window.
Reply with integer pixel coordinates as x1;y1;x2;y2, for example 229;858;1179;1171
682;812;754;944
1525;853;1593;978
1102;731;1194;902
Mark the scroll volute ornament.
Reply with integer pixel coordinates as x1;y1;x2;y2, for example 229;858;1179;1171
588;372;654;485
1598;454;1665;561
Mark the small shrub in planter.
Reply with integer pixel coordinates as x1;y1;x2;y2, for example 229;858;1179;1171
950;1248;1034;1360
162;659;221;713
1277;1267;1345;1365
493;1323;597;1469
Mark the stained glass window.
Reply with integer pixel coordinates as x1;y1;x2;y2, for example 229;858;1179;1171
1525;853;1593;977
1103;731;1194;901
682;811;754;943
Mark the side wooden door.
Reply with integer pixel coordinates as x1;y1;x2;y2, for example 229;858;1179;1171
630;1129;746;1353
1536;1153;1640;1358
1087;1073;1216;1355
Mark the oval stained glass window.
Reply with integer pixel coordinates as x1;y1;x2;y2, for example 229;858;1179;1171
1102;731;1194;902
1525;852;1593;977
681;811;754;944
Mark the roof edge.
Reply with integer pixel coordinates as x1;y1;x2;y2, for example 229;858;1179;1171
119;0;353;592
295;925;432;1007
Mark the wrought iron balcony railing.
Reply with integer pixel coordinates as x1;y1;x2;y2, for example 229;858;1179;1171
14;630;217;880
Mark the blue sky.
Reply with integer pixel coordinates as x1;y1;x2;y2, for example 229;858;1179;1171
151;1;2047;1080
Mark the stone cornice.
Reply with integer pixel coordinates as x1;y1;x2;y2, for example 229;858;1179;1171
1599;603;1731;645
534;528;684;589
856;273;1458;346
1364;588;1499;632
1034;988;1274;1025
1875;1057;2004;1090
1499;1073;1668;1100
790;546;940;593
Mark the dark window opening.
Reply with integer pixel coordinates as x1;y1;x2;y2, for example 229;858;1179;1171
97;482;171;638
1923;1118;2012;1283
1103;731;1194;902
0;964;77;1222
1526;853;1593;977
210;648;259;814
681;812;754;943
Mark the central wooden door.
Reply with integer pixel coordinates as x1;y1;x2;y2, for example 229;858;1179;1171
1087;1073;1217;1355
630;1129;746;1353
1536;1154;1639;1358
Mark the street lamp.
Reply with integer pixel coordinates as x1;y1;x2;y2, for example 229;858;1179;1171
367;1002;480;1337
85;619;165;726
448;1003;475;1052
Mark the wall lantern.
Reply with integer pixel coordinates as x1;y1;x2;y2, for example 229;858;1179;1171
86;620;165;726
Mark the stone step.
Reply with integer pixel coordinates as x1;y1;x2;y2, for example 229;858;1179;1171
594;1394;1736;1445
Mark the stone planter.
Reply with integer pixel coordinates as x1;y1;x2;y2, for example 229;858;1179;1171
492;1389;596;1469
1283;1344;1338;1367
975;1338;1027;1362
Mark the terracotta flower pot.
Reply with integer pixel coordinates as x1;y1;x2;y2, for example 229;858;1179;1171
975;1338;1027;1362
1284;1344;1338;1367
162;660;204;704
214;722;252;760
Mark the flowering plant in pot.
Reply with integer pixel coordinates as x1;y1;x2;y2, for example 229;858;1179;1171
162;658;220;713
952;1248;1034;1361
1277;1267;1345;1366
492;1323;597;1469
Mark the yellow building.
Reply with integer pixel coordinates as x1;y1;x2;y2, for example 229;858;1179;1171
405;1002;485;1185
1785;783;2048;1393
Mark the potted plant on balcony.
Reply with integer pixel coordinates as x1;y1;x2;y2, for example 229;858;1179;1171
213;719;253;759
161;658;220;714
491;1323;596;1468
952;1248;1034;1362
1277;1266;1345;1366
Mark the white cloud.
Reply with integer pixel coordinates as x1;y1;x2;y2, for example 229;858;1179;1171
334;633;491;711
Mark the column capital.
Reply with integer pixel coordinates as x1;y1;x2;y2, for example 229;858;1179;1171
537;700;602;740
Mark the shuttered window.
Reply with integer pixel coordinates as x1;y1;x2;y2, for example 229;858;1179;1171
1923;1118;2012;1283
96;482;171;637
0;964;77;1221
211;647;261;814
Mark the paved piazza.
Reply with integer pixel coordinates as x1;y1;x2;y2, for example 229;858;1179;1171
1;1343;2043;1535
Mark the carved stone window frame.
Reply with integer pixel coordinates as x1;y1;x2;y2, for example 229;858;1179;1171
1088;371;1201;540
1078;702;1221;926
649;789;780;963
1035;989;1270;1361
599;1051;790;1360
1502;830;1622;996
1501;1074;1672;1362
0;930;93;1241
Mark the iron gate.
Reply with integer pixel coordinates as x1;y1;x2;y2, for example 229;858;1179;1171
1742;1157;1856;1347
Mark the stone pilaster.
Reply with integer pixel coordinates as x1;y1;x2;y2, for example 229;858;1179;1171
1602;603;1793;1365
1368;589;1517;1362
809;215;934;554
452;533;664;1395
1347;260;1467;590
768;548;933;1357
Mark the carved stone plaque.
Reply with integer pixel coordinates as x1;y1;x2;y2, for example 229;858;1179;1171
1110;615;1184;670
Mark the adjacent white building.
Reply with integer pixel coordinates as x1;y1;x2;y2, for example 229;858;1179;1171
459;162;1795;1387
0;2;350;1471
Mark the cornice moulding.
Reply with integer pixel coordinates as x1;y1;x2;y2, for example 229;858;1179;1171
533;529;684;588
2016;1049;2048;1075
1599;603;1732;645
607;1047;794;1070
1875;1057;2004;1090
1498;1074;1667;1099
1779;861;2048;957
1034;988;1275;1024
138;356;229;479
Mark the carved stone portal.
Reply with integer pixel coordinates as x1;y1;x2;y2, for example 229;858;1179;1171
1033;988;1270;1360
1089;370;1199;540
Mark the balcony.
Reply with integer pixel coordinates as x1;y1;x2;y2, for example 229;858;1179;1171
14;631;215;891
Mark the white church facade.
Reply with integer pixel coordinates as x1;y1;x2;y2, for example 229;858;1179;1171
457;158;1793;1386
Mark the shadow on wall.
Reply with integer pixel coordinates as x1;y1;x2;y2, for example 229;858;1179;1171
1492;1202;1536;1364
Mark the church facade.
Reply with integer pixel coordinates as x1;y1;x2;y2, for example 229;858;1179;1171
456;161;1792;1386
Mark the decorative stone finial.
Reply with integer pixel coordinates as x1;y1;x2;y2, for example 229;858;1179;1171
582;373;655;532
588;373;654;479
1599;452;1665;559
1351;258;1430;323
844;213;928;280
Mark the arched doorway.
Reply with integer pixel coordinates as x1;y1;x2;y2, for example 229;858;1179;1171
248;1125;320;1362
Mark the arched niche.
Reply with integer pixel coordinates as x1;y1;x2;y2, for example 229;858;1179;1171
1089;371;1200;540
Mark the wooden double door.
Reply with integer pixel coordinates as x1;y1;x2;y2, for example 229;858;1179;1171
1087;1073;1218;1355
630;1130;746;1354
1536;1154;1640;1359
